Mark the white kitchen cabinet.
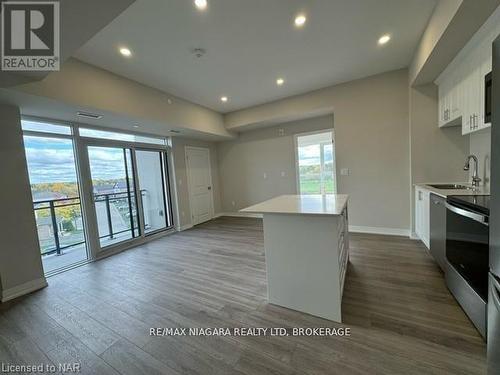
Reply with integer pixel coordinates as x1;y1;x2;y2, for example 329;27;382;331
437;69;463;128
436;6;499;135
415;186;430;249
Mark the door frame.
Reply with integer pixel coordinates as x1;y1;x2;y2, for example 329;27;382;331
185;146;215;226
293;128;336;195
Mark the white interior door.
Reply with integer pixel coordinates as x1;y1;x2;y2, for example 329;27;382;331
186;147;213;225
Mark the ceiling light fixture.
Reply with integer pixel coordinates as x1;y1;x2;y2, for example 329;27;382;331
194;0;207;10
378;34;391;45
119;47;132;57
220;96;228;102
294;14;307;27
133;125;140;128
276;78;285;86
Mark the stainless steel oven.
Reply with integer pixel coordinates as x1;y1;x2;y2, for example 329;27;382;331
445;195;490;338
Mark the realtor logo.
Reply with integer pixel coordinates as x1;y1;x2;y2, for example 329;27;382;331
1;1;60;71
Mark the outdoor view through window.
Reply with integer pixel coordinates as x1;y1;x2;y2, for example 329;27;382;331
24;133;88;273
296;130;336;194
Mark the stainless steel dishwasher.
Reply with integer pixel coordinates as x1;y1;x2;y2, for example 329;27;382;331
430;193;446;271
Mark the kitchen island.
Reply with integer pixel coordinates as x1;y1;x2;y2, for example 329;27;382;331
241;194;349;322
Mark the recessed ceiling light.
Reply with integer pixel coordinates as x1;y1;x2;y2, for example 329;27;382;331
133;125;139;128
378;34;391;45
276;78;285;86
294;14;307;27
194;0;207;10
220;96;228;102
119;47;132;57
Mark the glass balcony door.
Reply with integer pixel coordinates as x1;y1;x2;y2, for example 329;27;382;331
87;145;141;249
135;149;173;235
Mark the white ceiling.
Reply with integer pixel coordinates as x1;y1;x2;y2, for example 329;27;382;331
74;0;437;113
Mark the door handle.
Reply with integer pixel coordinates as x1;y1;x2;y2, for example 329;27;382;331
445;202;489;226
208;186;212;190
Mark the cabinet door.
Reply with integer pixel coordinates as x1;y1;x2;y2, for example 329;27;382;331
438;83;447;127
422;190;430;249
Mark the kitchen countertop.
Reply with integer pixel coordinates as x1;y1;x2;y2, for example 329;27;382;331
415;183;490;198
240;194;349;216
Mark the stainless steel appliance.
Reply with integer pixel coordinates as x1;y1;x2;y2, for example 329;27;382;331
488;35;500;375
430;193;446;272
445;195;489;338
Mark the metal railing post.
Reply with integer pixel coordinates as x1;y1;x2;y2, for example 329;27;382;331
105;195;114;239
49;200;62;255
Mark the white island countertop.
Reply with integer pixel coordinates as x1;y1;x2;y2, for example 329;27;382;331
240;194;348;216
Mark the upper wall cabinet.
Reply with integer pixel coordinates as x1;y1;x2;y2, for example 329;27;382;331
436;7;499;135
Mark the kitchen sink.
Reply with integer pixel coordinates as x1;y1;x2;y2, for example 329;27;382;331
427;184;472;190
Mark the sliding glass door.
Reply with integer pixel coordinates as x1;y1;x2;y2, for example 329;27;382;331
87;146;140;248
136;149;173;234
83;141;174;252
23;119;176;270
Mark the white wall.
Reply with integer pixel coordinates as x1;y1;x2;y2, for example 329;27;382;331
219;70;412;232
0;104;46;301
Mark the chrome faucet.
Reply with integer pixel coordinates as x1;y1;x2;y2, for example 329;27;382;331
463;155;481;187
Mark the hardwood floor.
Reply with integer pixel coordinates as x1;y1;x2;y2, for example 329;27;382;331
0;217;486;374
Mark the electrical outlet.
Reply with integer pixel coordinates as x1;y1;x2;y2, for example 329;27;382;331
278;128;285;136
263;172;268;179
340;168;350;176
231;201;236;207
281;171;286;177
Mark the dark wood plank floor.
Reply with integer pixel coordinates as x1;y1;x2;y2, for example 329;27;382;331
0;217;486;374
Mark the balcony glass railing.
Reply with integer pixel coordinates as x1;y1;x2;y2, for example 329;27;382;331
33;197;85;256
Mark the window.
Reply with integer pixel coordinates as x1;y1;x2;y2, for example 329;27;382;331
295;130;336;195
22;119;72;135
23;134;88;273
79;127;166;145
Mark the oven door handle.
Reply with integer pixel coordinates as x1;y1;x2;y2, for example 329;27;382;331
445;202;489;226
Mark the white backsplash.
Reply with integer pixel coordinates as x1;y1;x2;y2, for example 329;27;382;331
469;127;491;189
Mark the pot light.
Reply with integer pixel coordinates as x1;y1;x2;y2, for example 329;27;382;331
220;96;228;102
294;14;307;27
194;0;207;10
133;125;140;128
276;78;285;86
378;34;391;45
119;47;132;57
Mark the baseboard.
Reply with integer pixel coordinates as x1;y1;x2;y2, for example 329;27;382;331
1;277;47;302
216;212;263;219
409;232;420;240
349;225;411;237
177;223;194;232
